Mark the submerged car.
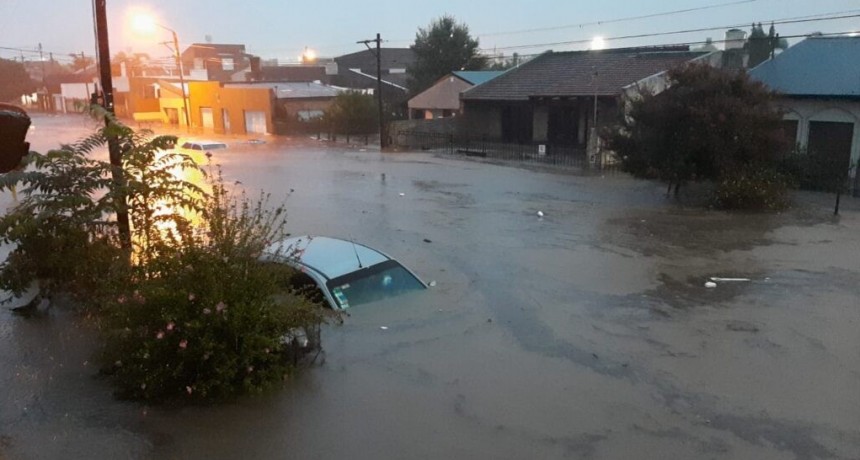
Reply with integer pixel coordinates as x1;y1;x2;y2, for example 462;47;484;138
262;236;427;310
177;140;228;153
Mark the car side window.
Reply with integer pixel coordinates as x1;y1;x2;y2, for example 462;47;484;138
192;144;203;150
181;142;192;149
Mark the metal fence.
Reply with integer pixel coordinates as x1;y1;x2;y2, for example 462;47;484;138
395;130;621;171
777;152;860;196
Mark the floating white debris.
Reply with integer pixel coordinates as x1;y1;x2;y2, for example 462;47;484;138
537;211;545;217
380;326;389;330
428;280;437;287
399;193;405;197
710;277;750;282
705;281;717;288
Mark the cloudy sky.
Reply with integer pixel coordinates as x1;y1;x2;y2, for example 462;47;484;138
2;0;858;65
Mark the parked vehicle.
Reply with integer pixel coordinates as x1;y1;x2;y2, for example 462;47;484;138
262;236;427;310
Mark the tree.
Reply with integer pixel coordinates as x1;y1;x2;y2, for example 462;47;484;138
0;58;36;103
407;15;487;95
324;91;378;138
606;63;789;196
746;23;786;68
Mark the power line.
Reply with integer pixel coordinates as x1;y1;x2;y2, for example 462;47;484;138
480;12;860;53
479;0;761;38
483;30;860;61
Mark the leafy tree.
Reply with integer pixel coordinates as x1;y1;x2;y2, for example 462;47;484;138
747;23;786;68
606;63;789;197
0;58;36;103
324;90;378;136
407;15;487;94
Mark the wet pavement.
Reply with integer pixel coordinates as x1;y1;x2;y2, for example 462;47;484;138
1;114;859;459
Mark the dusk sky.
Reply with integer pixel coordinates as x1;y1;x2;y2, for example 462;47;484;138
2;0;859;65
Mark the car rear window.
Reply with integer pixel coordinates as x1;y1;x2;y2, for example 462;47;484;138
326;260;425;309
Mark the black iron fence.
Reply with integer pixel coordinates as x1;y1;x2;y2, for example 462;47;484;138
394;130;621;171
777;151;860;197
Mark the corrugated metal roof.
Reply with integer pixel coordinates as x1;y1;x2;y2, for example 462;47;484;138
226;82;339;99
749;36;860;97
453;71;504;86
462;49;707;101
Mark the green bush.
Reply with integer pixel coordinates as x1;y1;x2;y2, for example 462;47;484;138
0;111;330;402
101;175;331;402
712;167;793;211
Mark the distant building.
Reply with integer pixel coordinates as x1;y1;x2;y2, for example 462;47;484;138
333;48;415;115
181;43;251;82
750;36;860;191
408;71;503;120
461;47;712;152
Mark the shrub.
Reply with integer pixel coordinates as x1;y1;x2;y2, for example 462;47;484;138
712;167;793;210
0;111;330;402
100;170;332;402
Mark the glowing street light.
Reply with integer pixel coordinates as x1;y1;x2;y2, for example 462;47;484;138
132;12;190;130
301;47;317;63
590;36;607;51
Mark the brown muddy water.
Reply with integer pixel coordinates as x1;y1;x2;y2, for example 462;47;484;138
1;114;858;459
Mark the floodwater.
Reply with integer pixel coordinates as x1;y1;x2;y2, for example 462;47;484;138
1;114;859;459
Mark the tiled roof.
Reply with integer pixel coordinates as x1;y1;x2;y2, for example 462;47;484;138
462;49;707;101
453;71;504;86
749;36;860;98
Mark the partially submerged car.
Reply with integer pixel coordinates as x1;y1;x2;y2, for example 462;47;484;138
262;236;427;310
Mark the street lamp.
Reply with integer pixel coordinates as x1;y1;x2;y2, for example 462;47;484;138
133;14;190;130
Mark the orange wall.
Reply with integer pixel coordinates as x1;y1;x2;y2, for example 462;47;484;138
188;82;273;134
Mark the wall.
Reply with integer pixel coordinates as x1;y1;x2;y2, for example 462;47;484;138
407;76;472;115
778;97;860;171
188;82;273;135
459;101;503;139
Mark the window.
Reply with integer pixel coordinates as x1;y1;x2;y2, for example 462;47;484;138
194;58;204;70
222;57;234;71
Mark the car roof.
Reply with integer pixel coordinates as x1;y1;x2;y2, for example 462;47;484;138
265;236;390;279
181;140;227;146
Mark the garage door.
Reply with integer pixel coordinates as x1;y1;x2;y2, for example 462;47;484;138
244;111;267;135
200;107;214;131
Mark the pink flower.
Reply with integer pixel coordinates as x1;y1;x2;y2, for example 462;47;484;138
156;331;165;340
117;295;127;304
202;308;212;315
186;386;193;395
166;322;175;331
188;293;196;301
246;366;254;373
179;339;188;349
216;301;227;313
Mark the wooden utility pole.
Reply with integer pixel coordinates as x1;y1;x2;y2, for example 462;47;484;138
92;0;131;247
357;33;386;149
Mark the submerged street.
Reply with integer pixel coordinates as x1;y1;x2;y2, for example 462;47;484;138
1;114;859;459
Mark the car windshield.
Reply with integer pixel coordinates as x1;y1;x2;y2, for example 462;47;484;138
325;260;424;309
203;143;227;150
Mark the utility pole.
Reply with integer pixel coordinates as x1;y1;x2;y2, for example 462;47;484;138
357;33;386;149
170;30;190;130
92;0;131;248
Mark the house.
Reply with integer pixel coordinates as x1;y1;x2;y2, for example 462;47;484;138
408;71;503;120
188;81;274;135
227;81;340;133
749;36;860;180
460;47;712;152
333;48;415;111
181;43;251;83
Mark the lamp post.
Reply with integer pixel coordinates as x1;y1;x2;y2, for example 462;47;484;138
133;15;190;130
